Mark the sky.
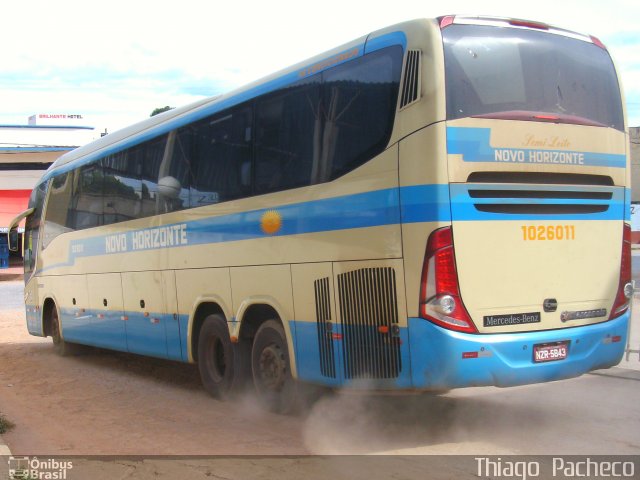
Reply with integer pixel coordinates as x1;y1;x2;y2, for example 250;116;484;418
1;0;639;136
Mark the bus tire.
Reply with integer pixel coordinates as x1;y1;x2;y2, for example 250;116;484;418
50;305;83;356
198;314;246;399
251;319;297;414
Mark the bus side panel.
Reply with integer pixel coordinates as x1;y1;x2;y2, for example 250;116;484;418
398;124;450;319
175;267;233;363
291;262;343;386
122;271;169;359
162;270;182;361
230;265;297;377
85;273;127;352
54;274;89;343
24;276;43;336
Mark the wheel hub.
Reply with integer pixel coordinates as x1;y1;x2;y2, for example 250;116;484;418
258;344;286;391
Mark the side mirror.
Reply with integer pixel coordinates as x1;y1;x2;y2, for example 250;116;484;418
7;207;34;253
7;228;19;252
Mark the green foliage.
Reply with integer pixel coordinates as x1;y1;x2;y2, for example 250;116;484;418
150;106;174;117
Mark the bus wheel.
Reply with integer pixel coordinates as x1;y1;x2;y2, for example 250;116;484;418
251;320;297;414
198;314;245;399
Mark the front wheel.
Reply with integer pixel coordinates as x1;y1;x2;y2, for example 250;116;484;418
251;320;298;414
50;306;82;356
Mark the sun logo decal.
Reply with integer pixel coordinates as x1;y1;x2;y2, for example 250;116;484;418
260;209;283;235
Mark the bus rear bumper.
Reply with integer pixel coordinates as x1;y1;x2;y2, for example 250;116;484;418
408;312;629;390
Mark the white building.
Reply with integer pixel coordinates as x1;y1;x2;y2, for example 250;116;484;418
0;114;96;232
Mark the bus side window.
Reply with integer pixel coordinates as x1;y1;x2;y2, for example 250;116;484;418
24;182;46;279
102;150;142;224
140;136;166;217
160;130;192;213
190;106;253;207
41;172;74;249
254;76;320;195
319;46;402;182
69;163;104;230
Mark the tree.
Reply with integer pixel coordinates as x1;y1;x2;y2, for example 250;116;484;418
150;106;174;117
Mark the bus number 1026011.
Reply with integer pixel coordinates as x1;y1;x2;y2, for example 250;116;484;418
521;225;576;241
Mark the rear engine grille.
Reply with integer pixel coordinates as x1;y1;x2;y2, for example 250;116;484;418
314;277;336;378
400;50;421;109
337;267;401;379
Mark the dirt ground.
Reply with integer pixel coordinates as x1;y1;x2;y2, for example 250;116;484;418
0;288;305;455
0;271;638;465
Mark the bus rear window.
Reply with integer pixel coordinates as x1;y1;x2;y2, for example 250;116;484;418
443;25;624;131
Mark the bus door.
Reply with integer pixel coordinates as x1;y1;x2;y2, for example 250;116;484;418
18;207;42;335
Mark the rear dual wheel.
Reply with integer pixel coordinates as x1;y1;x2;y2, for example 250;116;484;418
198;314;247;399
251;320;299;414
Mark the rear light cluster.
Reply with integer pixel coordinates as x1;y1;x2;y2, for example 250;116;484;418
419;227;477;333
610;223;633;320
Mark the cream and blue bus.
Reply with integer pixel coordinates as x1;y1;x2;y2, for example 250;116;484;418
8;15;631;412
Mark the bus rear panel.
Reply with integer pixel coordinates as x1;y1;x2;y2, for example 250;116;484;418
407;16;629;390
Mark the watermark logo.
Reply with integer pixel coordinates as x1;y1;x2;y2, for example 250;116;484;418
7;457;72;480
475;457;636;479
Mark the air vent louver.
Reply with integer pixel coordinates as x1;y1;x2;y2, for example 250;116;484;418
314;277;336;378
400;50;421;109
337;267;401;379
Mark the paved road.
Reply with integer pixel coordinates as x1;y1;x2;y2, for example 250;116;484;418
0;281;23;310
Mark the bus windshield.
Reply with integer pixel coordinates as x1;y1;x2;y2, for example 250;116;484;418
443;24;624;131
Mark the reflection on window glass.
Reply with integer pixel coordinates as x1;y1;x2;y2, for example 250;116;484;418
320;46;402;181
255;77;320;194
102;151;141;224
24;182;46;278
69;163;103;230
187;106;253;207
55;46;403;225
140;136;167;217
42;172;73;249
443;25;624;130
163;131;192;212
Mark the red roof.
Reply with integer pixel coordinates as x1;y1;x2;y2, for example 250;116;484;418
0;190;31;229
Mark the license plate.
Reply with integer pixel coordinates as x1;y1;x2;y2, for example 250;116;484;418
533;341;569;363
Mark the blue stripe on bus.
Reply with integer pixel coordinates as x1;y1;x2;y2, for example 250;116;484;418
364;31;407;54
400;184;452;223
447;126;627;168
60;307;186;361
40;183;626;272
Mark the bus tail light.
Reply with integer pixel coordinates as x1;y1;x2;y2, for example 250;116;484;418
610;223;632;320
419;227;477;333
590;35;608;50
438;16;455;30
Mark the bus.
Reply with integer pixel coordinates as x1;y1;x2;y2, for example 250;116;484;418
8;15;631;413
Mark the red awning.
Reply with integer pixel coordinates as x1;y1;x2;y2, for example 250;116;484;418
0;190;31;229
